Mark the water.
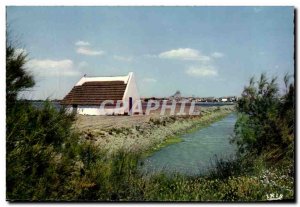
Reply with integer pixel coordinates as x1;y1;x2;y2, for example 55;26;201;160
31;101;62;111
30;101;233;110
141;113;237;176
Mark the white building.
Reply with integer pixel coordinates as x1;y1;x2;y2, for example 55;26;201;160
221;98;228;102
61;72;140;115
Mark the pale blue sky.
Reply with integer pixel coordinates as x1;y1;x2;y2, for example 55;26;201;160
7;6;294;99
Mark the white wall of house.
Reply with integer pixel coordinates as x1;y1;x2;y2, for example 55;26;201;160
79;105;125;115
122;72;140;114
65;72;140;115
66;105;126;115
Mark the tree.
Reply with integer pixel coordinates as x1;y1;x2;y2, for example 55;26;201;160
233;73;294;162
6;38;80;200
6;42;34;106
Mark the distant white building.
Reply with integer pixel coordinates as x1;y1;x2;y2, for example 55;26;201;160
61;72;140;115
221;98;228;102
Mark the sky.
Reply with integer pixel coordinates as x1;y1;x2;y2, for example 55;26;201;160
6;6;294;99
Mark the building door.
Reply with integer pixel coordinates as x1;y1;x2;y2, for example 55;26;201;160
72;104;78;114
129;97;133;115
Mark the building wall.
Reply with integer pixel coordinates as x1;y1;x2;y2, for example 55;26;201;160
65;72;140;115
122;72;141;114
66;105;125;115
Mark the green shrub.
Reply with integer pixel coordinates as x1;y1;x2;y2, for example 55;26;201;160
233;74;294;162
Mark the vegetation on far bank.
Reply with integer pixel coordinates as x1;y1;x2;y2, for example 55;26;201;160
6;38;294;201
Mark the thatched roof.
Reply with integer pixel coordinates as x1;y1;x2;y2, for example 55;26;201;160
61;80;126;106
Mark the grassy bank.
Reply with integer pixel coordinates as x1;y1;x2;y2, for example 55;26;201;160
139;162;294;201
142;107;234;157
79;106;234;156
142;136;182;158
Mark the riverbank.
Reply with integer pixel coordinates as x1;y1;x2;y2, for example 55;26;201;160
75;105;235;155
8;100;294;201
142;113;237;175
70;104;293;201
142;108;235;158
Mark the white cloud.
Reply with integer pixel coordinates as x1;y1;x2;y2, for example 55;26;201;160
75;40;90;46
113;55;133;62
185;66;218;77
76;47;105;56
159;48;210;61
211;52;224;58
75;41;105;56
26;59;80;77
143;78;157;83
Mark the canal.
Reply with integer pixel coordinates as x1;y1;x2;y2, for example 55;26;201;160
142;113;237;175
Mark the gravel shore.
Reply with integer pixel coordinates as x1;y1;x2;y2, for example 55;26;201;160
74;106;235;155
